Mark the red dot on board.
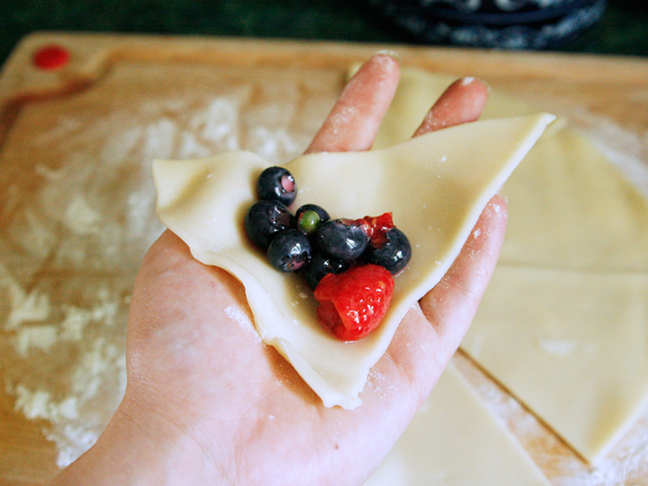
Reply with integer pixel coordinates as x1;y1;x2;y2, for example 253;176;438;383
33;45;70;70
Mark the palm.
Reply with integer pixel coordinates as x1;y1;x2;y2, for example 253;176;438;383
64;55;508;486
127;228;428;484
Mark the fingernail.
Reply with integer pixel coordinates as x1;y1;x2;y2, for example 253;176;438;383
373;49;400;60
461;76;491;92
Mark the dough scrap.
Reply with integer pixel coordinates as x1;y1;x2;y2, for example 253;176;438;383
363;364;551;486
154;113;554;409
377;68;648;463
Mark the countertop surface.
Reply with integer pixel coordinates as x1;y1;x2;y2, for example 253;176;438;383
0;0;647;66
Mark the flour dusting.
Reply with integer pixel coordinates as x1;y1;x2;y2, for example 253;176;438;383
224;305;260;342
574;110;648;199
538;338;577;357
0;66;334;470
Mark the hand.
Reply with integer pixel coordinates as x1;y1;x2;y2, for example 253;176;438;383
51;54;507;486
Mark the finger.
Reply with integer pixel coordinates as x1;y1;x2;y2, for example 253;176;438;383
413;77;489;137
412;76;499;351
419;194;508;352
370;195;507;410
305;53;400;154
363;77;492;396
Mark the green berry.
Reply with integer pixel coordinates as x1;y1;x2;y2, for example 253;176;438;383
298;210;321;235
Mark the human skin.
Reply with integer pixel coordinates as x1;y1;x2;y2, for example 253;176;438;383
50;54;506;486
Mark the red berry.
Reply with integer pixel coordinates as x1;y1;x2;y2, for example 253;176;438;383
362;212;394;248
313;264;395;341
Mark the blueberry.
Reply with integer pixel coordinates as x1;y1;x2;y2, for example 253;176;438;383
295;204;330;235
267;229;311;272
316;219;369;262
244;200;293;250
364;227;412;274
257;166;297;206
300;251;349;289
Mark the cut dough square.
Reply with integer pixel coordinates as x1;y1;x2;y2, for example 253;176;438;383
464;265;648;462
377;67;648;464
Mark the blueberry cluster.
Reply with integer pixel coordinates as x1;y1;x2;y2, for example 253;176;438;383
244;166;412;289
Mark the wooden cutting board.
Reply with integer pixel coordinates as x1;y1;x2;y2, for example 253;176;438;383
1;32;647;485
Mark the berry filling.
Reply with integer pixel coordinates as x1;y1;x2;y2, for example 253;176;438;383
243;166;412;340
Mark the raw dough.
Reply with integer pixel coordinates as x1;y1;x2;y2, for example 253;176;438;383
363;364;550;486
466;130;648;462
376;68;648;463
465;266;648;463
154;113;553;409
358;69;564;151
500;127;648;271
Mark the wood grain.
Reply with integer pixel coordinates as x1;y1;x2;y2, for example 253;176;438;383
0;32;647;484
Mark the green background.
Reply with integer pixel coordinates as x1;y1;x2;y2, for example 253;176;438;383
1;0;647;66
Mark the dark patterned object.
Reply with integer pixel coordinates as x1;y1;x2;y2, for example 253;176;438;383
367;0;607;49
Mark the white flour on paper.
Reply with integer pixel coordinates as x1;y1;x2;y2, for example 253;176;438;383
0;74;326;468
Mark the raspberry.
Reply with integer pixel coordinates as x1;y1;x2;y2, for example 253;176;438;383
313;264;395;341
362;212;394;248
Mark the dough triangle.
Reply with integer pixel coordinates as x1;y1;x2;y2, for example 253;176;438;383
154;113;554;409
